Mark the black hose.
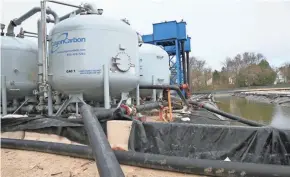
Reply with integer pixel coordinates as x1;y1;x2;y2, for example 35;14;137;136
139;85;189;107
135;102;165;112
2;138;290;177
188;100;264;127
80;105;125;177
94;108;116;119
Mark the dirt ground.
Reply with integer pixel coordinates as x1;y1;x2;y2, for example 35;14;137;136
1;120;204;177
1;148;203;177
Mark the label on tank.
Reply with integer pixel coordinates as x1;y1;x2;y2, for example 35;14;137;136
51;32;86;56
79;69;101;75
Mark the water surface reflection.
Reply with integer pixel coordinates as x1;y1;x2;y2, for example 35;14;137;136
216;96;290;128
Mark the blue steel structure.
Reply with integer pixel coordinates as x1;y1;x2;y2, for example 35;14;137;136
142;21;191;87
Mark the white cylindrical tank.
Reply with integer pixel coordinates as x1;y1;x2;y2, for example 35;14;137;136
1;36;38;100
138;43;170;97
48;14;139;101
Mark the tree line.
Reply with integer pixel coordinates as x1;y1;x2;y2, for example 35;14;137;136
188;52;290;91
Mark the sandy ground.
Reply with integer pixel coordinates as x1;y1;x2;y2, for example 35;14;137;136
1;130;204;177
1;148;203;177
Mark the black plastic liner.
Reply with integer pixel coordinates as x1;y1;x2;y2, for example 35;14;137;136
128;121;290;165
3;116;290;166
1;117;96;145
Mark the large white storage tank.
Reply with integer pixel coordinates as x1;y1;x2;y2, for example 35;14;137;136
138;43;170;97
48;14;139;101
1;36;38;100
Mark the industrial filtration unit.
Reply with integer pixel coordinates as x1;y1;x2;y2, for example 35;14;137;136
137;43;170;99
0;34;39;114
0;1;172;117
48;11;140;113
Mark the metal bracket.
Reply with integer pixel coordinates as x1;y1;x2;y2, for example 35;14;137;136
54;93;84;116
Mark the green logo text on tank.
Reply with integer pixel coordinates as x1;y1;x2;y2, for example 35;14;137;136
51;32;86;54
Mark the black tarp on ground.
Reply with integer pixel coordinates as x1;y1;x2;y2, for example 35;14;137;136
2;115;290;166
128;121;290;165
1;117;97;145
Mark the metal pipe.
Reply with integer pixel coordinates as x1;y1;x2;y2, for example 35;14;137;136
23;35;38;38
139;85;189;107
23;31;37;35
2;138;290;177
37;20;43;86
46;7;59;23
41;1;48;85
0;78;1;113
103;64;110;109
1;75;7;115
136;84;140;105
76;103;79;114
6;7;59;36
59;9;82;21
188;100;264;127
80;104;125;177
50;3;99;23
186;52;190;92
47;0;82;8
46;16;55;23
181;41;186;84
152;75;156;101
47;85;53;116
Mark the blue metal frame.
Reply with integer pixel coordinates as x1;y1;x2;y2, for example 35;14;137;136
142;21;191;86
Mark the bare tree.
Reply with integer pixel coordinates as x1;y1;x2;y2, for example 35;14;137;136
188;57;212;90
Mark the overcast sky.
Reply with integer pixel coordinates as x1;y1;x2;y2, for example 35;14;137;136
1;0;290;70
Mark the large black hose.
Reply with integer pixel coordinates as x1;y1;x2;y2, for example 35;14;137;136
2;138;290;177
139;85;189;107
80;105;125;177
135;102;165;112
188;100;264;127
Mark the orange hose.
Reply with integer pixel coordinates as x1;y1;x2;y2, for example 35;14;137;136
167;89;173;121
158;107;168;122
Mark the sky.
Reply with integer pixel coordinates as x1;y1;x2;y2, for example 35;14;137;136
1;0;290;70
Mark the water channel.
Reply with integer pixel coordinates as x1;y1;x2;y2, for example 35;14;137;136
215;96;290;129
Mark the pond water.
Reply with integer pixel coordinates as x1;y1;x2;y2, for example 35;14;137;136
215;96;290;129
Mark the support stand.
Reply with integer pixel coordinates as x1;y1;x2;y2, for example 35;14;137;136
1;75;7;115
55;93;83;116
47;85;53;116
12;97;30;114
136;84;140;106
152;75;156;101
103;64;110;109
